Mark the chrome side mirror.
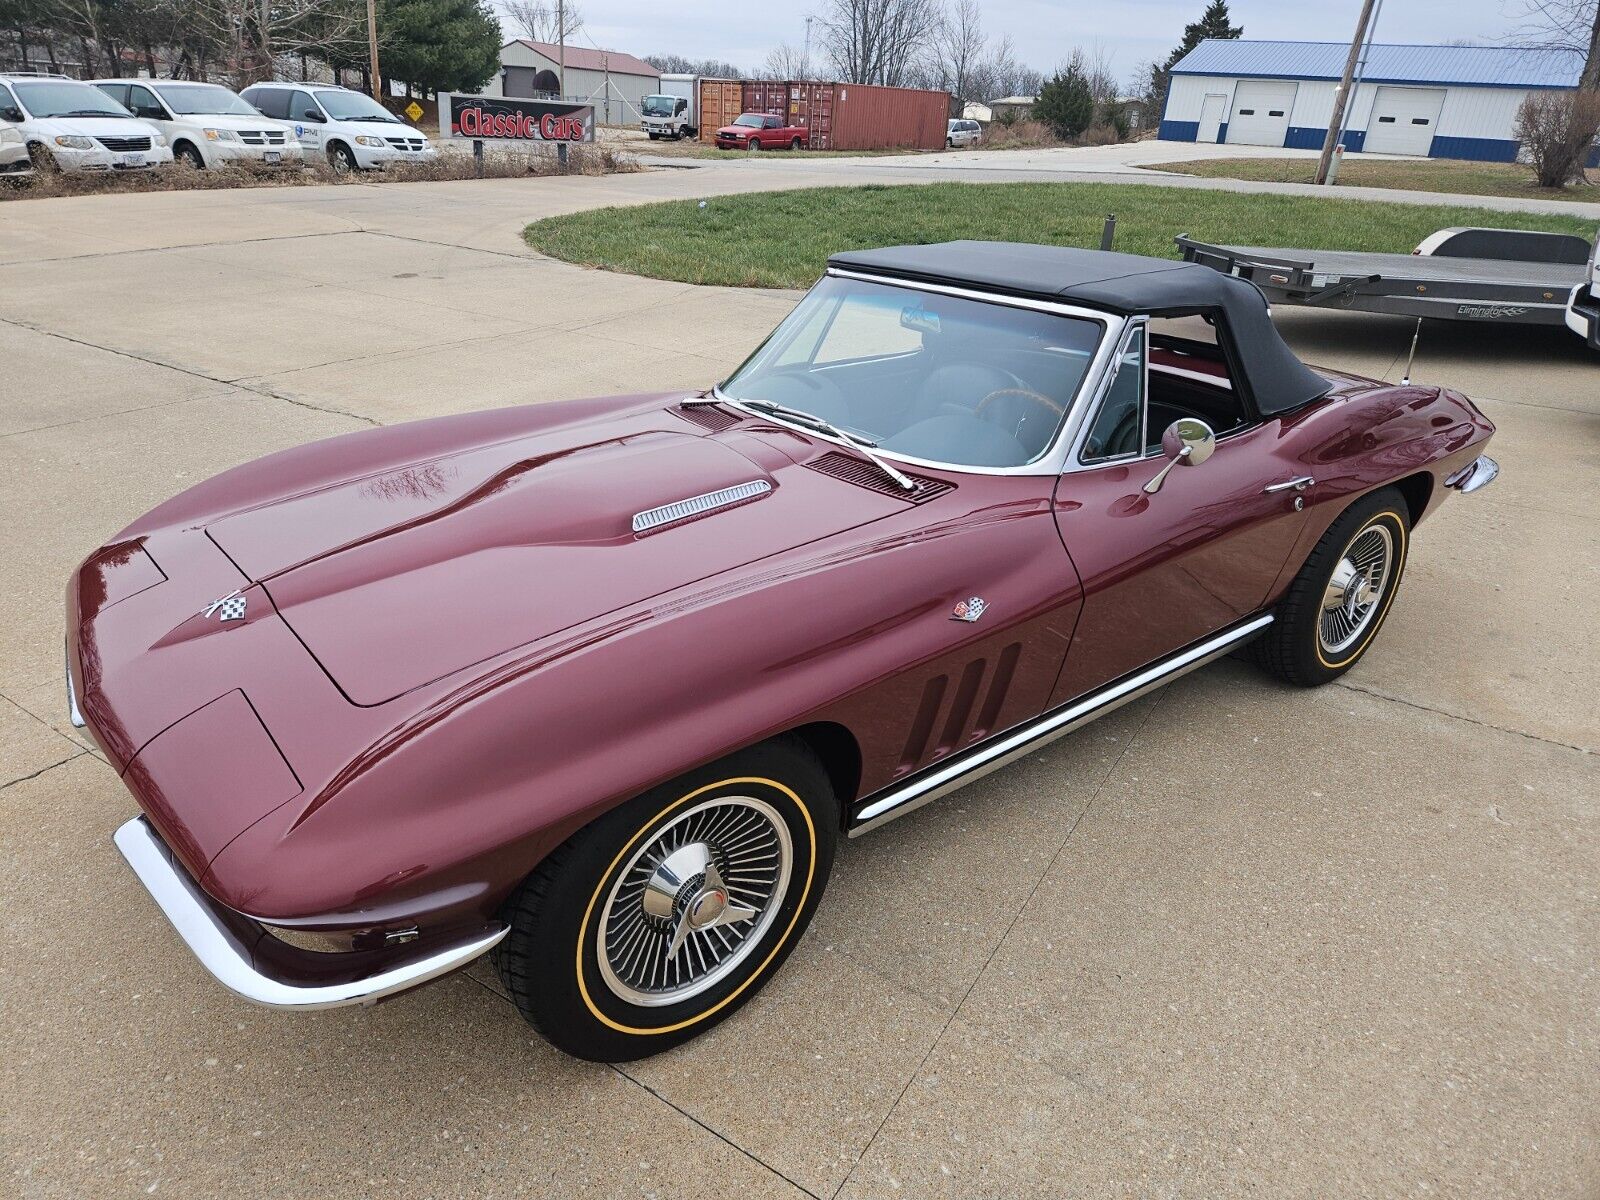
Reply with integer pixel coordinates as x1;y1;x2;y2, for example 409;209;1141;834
1143;418;1216;494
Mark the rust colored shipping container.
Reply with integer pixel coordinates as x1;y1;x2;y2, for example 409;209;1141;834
742;80;788;118
786;81;833;149
828;82;949;151
697;79;743;143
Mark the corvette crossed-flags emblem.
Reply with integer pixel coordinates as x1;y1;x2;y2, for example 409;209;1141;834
203;590;248;622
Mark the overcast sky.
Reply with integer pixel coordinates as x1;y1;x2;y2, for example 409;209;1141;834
518;0;1526;88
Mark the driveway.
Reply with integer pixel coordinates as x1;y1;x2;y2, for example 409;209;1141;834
2;173;1597;1200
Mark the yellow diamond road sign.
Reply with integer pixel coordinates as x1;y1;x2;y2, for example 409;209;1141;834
405;101;424;122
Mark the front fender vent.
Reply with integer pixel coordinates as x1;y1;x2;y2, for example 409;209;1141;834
632;479;773;535
806;451;955;503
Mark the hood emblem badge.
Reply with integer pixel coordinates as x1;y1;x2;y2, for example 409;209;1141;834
951;596;987;623
203;590;248;622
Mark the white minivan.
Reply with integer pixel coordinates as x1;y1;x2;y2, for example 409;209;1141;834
91;78;302;170
0;73;172;172
239;82;436;171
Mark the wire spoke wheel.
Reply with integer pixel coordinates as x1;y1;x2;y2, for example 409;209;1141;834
1318;522;1394;655
597;796;792;1007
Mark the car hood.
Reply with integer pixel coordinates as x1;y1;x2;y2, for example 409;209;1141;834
717;125;755;136
35;116;156;137
206;417;895;705
175;113;290;130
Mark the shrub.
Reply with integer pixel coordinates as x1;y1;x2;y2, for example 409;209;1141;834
1515;90;1600;188
993;107;1022;128
1034;68;1094;141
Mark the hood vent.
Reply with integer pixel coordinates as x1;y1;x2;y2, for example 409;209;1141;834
677;403;742;432
806;451;954;504
632;479;773;534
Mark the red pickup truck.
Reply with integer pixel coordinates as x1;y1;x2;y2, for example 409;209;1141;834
714;112;808;151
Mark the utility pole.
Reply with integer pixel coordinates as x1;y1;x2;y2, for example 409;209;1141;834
366;0;382;104
557;0;566;98
1316;0;1376;184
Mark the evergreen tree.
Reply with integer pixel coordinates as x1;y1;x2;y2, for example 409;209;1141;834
1163;0;1243;72
1035;63;1094;141
377;0;501;95
1152;0;1242;118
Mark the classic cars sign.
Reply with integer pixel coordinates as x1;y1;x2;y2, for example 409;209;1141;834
437;93;594;143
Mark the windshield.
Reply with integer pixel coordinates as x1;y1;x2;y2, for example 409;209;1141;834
15;81;129;119
154;84;257;116
642;95;675;116
721;276;1104;469
733;114;763;127
314;90;398;121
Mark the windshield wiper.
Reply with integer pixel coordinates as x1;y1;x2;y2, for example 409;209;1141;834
741;399;918;492
62;110;122;118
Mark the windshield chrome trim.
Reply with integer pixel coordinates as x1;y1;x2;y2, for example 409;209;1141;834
713;268;1125;478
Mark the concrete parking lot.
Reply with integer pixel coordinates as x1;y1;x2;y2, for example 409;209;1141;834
2;168;1597;1199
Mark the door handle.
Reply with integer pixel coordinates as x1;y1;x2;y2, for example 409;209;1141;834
1264;476;1314;494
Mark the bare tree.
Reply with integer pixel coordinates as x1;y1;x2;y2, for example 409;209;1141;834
1064;45;1118;106
1516;88;1600;182
928;0;984;103
183;0;365;86
503;0;582;45
819;0;942;87
763;42;812;80
1511;0;1599;89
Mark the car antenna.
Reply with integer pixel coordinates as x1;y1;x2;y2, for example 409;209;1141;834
1399;318;1422;386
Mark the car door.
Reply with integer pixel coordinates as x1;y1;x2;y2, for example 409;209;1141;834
1048;315;1314;706
285;90;322;150
125;84;174;144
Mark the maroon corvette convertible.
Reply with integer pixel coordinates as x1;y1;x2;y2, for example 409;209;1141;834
69;242;1497;1061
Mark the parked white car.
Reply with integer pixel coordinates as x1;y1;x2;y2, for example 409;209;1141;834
1;120;30;178
0;74;172;172
90;79;302;170
947;118;982;148
1566;231;1600;351
239;82;436;171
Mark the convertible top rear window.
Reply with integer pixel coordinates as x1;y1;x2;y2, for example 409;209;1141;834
720;275;1105;469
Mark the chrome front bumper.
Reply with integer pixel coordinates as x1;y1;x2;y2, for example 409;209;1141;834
113;816;507;1010
1445;454;1499;495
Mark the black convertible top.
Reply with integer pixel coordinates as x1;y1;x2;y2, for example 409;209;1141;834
827;241;1332;416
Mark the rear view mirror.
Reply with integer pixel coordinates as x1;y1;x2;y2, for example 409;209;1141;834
302;109;325;123
1;107;22;123
900;306;940;335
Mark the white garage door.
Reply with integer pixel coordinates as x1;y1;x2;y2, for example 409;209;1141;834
1363;86;1445;156
1226;81;1296;146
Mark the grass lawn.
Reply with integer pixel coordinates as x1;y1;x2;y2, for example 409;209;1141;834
524;181;1598;289
1145;156;1600;203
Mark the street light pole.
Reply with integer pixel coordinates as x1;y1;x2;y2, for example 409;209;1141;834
367;0;383;105
1316;0;1376;184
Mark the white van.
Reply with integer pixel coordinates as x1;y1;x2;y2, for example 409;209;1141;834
238;82;436;171
0;73;172;172
1566;231;1600;351
91;79;302;170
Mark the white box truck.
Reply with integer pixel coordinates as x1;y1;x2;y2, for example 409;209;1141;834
641;74;697;140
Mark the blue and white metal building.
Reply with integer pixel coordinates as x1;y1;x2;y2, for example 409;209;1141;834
1159;40;1591;163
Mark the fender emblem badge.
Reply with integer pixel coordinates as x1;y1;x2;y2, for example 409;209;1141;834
203;590;247;622
951;596;987;623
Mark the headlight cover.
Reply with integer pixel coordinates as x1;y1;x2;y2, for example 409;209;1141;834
354;134;388;147
0;125;21;145
54;135;96;149
202;128;237;142
152;132;169;147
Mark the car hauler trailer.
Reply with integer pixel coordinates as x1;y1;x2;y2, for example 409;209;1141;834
1177;228;1595;342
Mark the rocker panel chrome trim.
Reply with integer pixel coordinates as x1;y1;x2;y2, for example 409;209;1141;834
113;816;507;1011
848;613;1275;837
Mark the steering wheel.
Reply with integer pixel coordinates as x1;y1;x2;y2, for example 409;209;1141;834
974;387;1065;425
